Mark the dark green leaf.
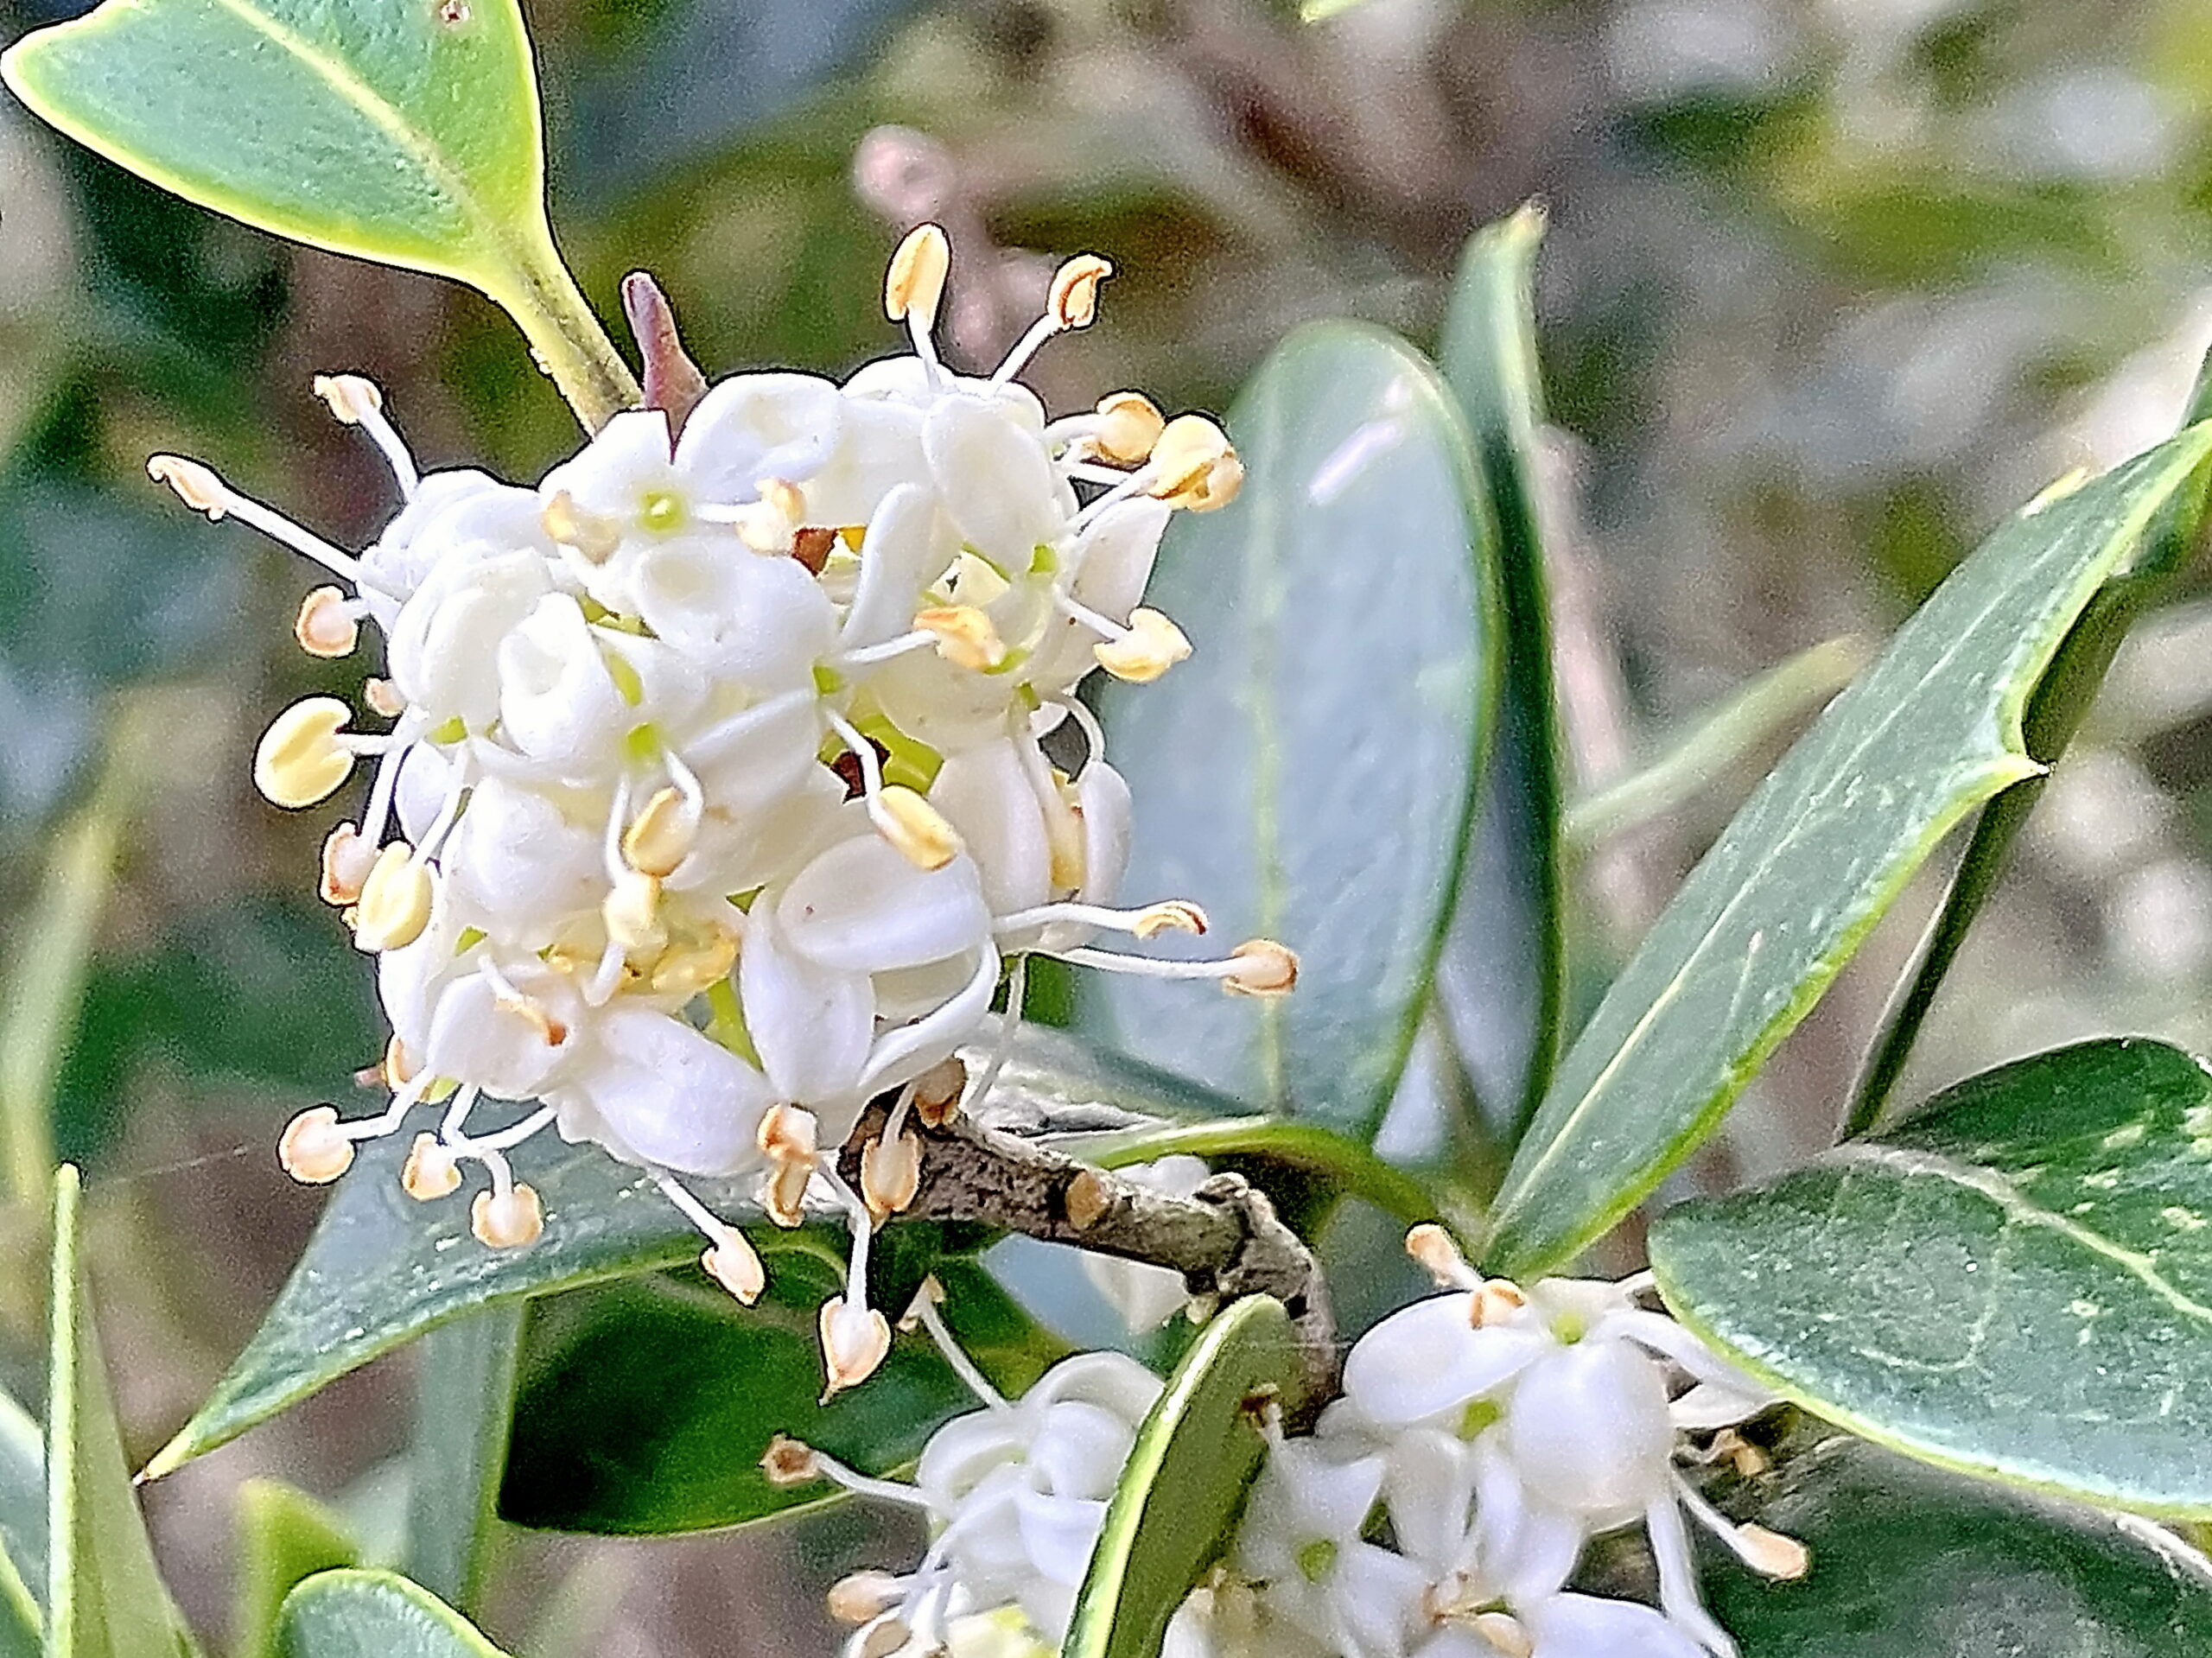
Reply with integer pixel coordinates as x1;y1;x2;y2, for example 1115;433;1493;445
276;1570;509;1658
1654;1039;2212;1516
500;1257;1059;1534
402;1308;521;1614
1484;426;2212;1278
3;0;635;425
45;1166;195;1658
1083;321;1498;1137
232;1480;360;1658
1434;204;1567;1134
1065;1295;1304;1658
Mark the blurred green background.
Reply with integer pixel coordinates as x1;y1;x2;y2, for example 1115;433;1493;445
3;0;2212;1649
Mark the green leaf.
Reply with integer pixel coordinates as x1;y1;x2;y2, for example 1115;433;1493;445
1652;1039;2212;1517
401;1308;520;1615
1483;425;2212;1278
44;1166;195;1658
1082;321;1499;1137
149;1030;1211;1478
1065;1295;1304;1658
275;1570;509;1658
232;1480;360;1658
1698;1432;2212;1656
499;1257;1059;1534
0;1387;41;1658
1848;356;2212;1134
2;0;637;427
1433;204;1567;1134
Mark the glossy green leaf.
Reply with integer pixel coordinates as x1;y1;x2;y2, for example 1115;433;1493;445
276;1570;509;1658
1653;1039;2212;1516
1084;321;1498;1136
2;0;636;426
1484;425;2212;1277
233;1480;360;1658
1698;1432;2212;1656
149;1030;1216;1477
1849;356;2212;1134
44;1166;194;1658
1433;204;1567;1134
0;1387;41;1657
1065;1295;1304;1658
402;1307;520;1615
500;1257;1059;1534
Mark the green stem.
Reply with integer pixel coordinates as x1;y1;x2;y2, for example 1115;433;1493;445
495;232;640;434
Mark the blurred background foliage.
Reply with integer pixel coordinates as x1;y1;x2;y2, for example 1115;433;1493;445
3;0;2212;1649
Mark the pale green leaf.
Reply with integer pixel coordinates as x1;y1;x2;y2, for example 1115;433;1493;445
0;1386;40;1658
1654;1039;2212;1516
1;0;635;425
1065;1295;1305;1658
1083;321;1498;1138
232;1480;360;1658
1484;425;2212;1277
401;1308;520;1615
276;1570;509;1658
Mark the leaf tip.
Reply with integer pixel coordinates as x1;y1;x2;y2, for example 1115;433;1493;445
137;1432;191;1484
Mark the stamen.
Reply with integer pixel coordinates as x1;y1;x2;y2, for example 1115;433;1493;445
470;1177;544;1249
1670;1472;1809;1579
1090;391;1164;466
861;1089;923;1224
254;696;358;809
652;1168;767;1305
149;455;389;591
313;373;419;496
1095;608;1192;683
829;711;963;870
294;587;363;657
906;1280;1007;1409
884;223;950;378
763;1435;925;1509
278;1106;355;1184
622;784;698;878
1404;1223;1482;1290
1147;414;1243;511
833;628;938;670
319;823;377;905
828;1572;911;1627
819;1294;893;1399
353;843;435;951
913;605;1007;671
541;491;621;562
1055;937;1299;996
993;899;1206;939
400;1132;461;1200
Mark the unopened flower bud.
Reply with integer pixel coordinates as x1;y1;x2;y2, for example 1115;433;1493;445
703;1226;766;1305
861;1129;922;1223
353;844;435;952
1133;900;1208;938
471;1183;544;1248
914;605;1007;672
542;490;620;562
819;1295;893;1398
1049;254;1113;329
254;696;357;808
1091;391;1165;465
320;823;377;905
1094;608;1191;683
1406;1222;1478;1289
913;1057;966;1128
401;1133;461;1201
294;586;359;657
828;1572;906;1626
885;223;950;329
622;785;698;878
1148;415;1242;511
760;1432;821;1487
602;867;665;952
147;454;228;517
311;372;383;423
279;1106;354;1184
1223;937;1299;997
876;785;963;871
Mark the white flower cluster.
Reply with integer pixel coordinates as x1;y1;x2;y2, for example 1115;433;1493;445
149;227;1291;1393
813;1237;1797;1658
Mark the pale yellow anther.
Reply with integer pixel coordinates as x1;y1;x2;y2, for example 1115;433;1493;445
279;1106;354;1185
765;1159;810;1229
856;1622;911;1658
760;1102;820;1166
1147;415;1243;511
1133;900;1209;938
1094;608;1192;683
254;696;357;809
1045;772;1086;892
1091;391;1166;466
384;1033;416;1089
732;498;798;555
541;490;621;562
471;1183;544;1249
703;1226;766;1305
1048;254;1114;330
861;1129;922;1223
876;785;963;872
885;223;950;330
1223;937;1299;997
320;823;376;905
311;372;384;424
294;586;360;657
760;1433;821;1487
1405;1222;1477;1288
401;1133;462;1201
363;677;406;717
913;1057;966;1128
1471;1277;1529;1329
761;478;807;525
819;1295;893;1399
914;604;1007;672
1471;1612;1532;1658
1737;1524;1810;1581
147;454;229;518
622;785;698;878
647;923;738;998
353;843;435;952
602;867;665;953
828;1572;906;1627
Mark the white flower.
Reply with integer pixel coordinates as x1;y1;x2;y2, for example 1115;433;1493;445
1236;1434;1431;1658
550;1000;774;1178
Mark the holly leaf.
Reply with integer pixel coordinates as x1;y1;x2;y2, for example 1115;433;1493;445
275;1570;509;1658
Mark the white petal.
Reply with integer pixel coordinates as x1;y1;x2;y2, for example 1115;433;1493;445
1523;1594;1708;1658
1027;1400;1138;1501
1341;1294;1547;1429
386;549;554;727
683;690;829;817
740;908;874;1105
923;394;1065;568
1082;1255;1191;1336
805;395;930;527
632;537;836;687
841;482;957;651
777;835;992;974
1014;1489;1108;1585
930;739;1053;917
1022;1350;1166;1428
1378;1427;1476;1573
558;1003;772;1177
442;778;606;948
422;966;582;1099
495;594;629;771
538;407;674;521
854;943;1000;1111
674;372;844;496
1503;1341;1675;1519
